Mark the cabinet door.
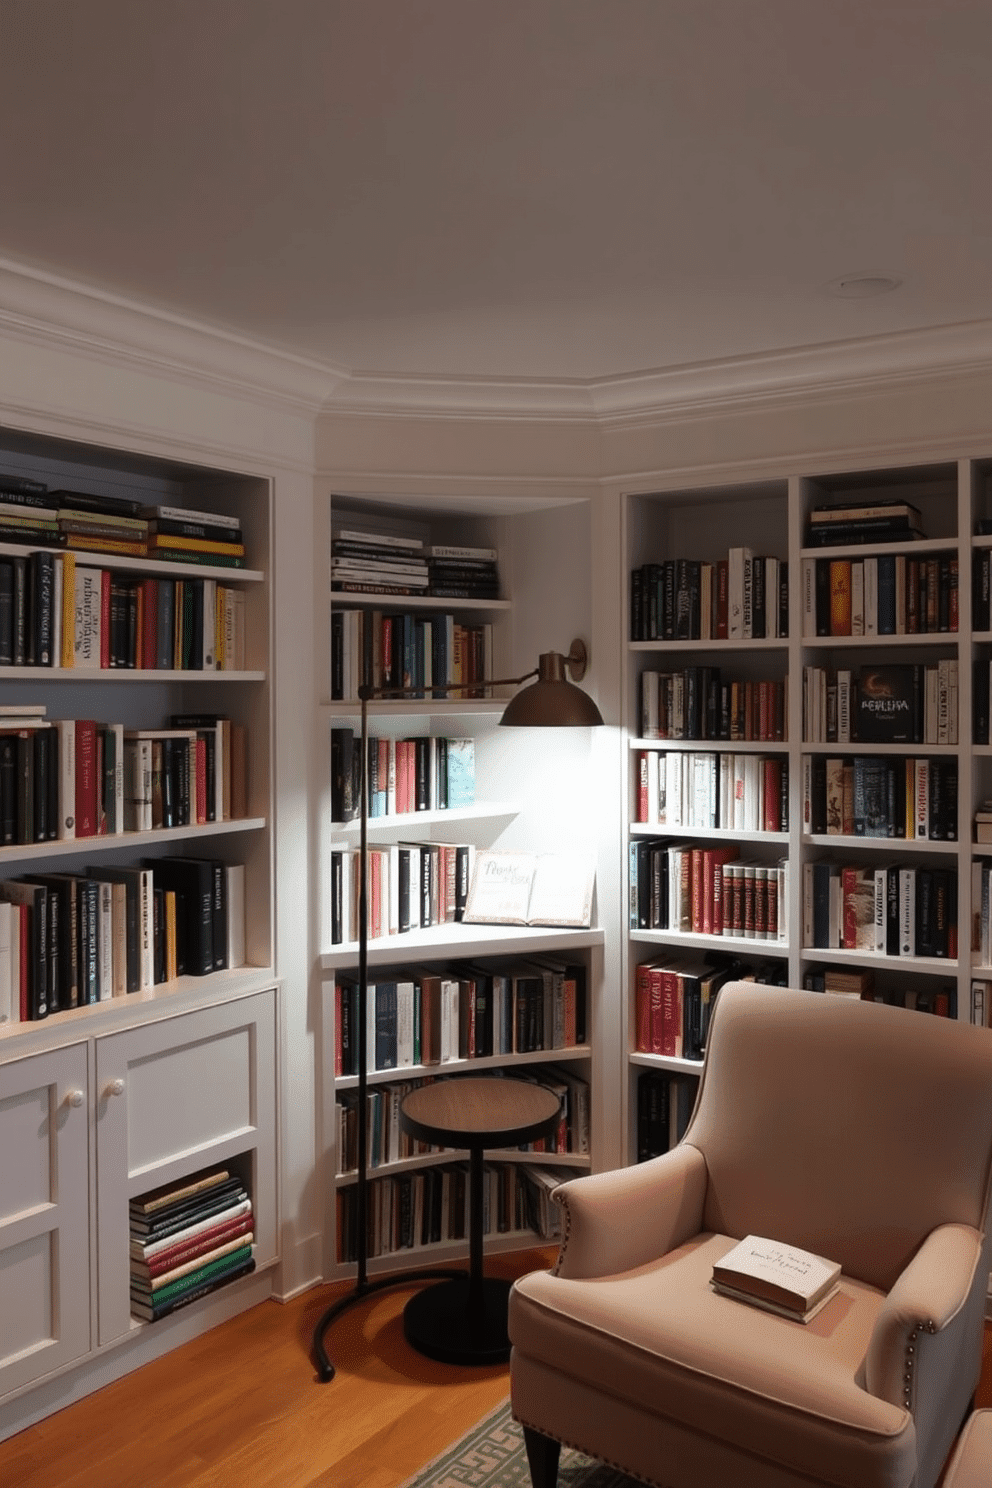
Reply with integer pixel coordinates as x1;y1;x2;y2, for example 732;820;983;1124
94;990;277;1345
0;1044;90;1394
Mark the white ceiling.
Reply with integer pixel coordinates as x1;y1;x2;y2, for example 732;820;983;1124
2;0;991;387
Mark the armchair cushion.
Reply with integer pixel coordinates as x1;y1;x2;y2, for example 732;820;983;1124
511;1232;916;1488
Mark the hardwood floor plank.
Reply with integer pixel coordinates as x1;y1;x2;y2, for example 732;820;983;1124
1;1245;989;1488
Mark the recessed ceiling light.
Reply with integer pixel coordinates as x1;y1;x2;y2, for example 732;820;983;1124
828;274;903;299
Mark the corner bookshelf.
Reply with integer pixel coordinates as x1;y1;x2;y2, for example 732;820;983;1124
0;423;277;1414
316;488;605;1280
622;459;991;1169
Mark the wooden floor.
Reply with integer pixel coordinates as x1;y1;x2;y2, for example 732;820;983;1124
3;1251;992;1488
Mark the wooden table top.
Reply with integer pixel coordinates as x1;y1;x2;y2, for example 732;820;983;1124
399;1076;562;1150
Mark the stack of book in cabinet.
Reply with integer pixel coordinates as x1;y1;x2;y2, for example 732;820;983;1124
129;1168;254;1322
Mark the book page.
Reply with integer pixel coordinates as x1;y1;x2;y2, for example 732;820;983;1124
463;851;536;924
527;852;596;928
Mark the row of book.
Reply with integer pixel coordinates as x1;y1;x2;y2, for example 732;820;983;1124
331;607;495;702
636;1071;699;1161
973;548;992;630
629;840;788;942
630;551;789;643
329;727;474;822
336;1066;589;1173
800;553;958;637
802;662;958;746
328;841;475;944
970;660;992;745
801;755;958;841
970;861;992;969
336;1159;565;1261
0;548;246;670
638;668;787;743
129;1168;254;1324
803;966;955;1017
0;708;246;846
0;857;246;1023
634;957;729;1060
0;476;247;567
635;751;788;834
331;528;500;600
802;861;957;959
334;957;587;1074
804;496;925;547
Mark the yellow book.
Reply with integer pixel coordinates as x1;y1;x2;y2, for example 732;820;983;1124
165;890;177;982
60;550;76;667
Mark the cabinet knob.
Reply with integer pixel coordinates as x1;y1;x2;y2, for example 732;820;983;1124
105;1078;125;1098
65;1089;85;1108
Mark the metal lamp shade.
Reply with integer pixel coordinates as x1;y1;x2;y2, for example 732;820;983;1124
499;651;604;727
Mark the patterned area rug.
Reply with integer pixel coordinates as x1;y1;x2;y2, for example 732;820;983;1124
398;1398;642;1488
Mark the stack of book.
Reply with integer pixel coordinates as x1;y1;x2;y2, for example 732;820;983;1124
144;504;246;569
52;489;150;557
801;965;875;998
129;1169;254;1323
0;477;61;547
330;608;492;701
330;727;474;821
331;527;429;596
426;543;500;598
805;497;925;547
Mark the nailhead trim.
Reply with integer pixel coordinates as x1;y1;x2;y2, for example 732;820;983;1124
903;1320;937;1409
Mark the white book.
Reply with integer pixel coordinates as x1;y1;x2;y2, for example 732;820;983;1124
51;557;63;670
720;752;734;830
777;860;789;942
395;979;415;1068
899;867;917;957
666;752;683;829
124;738;153;832
850;561;864;636
441;978;459;1061
874;870;888;955
863;557;878;635
937;658;950;746
225;863;246;970
0;901;12;1024
55;718;76;839
742;754;760;833
949;659;959;745
646;749;660;824
711;1235;841;1321
728;547;752;640
73;565;103;669
836;670;851;746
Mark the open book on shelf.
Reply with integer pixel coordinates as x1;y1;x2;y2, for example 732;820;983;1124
710;1234;842;1323
463;850;596;928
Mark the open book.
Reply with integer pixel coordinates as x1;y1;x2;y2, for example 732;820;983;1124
463;850;596;928
711;1235;841;1323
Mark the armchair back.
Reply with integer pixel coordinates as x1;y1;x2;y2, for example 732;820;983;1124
685;982;992;1291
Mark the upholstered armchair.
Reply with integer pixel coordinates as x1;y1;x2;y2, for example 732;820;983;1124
509;982;992;1488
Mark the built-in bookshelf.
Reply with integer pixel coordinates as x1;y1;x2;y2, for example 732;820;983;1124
317;489;606;1279
622;459;992;1166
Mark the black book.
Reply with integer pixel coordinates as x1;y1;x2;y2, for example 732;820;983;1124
0;476;49;498
751;558;766;638
811;862;832;949
211;860;227;971
854;665;922;744
814;559;830;636
152;515;244;545
330;851;344;944
48;487;144;519
32;726;54;842
78;878;100;1004
152;885;166;984
396;847;411;933
16;730;33;844
454;843;472;923
12;556;27;665
0;734;15;843
129;1175;249;1235
662;560;676;641
778;561;789;638
145;857;215;977
157;579;175;669
885;866;900;956
0;560;12;665
810;757;827;835
330;727;358;822
330;611;344;698
975;659;991;745
805;518;921;547
30;550;54;667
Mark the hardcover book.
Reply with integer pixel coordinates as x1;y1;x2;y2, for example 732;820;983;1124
854;665;921;744
711;1234;841;1321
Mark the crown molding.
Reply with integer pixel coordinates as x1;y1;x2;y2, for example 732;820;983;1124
3;255;992;433
0;257;345;416
324;319;992;425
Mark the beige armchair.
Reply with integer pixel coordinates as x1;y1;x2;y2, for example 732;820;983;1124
509;982;992;1488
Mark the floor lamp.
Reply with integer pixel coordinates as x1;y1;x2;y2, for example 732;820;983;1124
313;640;604;1381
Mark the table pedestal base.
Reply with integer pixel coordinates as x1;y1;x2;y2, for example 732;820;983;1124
403;1277;513;1365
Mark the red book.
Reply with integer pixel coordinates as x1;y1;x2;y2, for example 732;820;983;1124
715;561;729;639
731;866;744;935
659;968;683;1057
763;758;782;833
690;848;704;932
74;720;99;837
637;751;649;823
702;848;738;934
635;963;652;1051
141;578;158;669
766;872;779;940
100;569;111;669
841;865;859;950
649;965;665;1053
334;981;343;1076
195;737;207;825
949;559;959;632
141;1214;254;1277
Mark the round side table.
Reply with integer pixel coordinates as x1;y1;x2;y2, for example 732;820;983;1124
399;1075;562;1366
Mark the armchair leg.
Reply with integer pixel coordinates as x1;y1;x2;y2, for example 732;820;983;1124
523;1426;561;1488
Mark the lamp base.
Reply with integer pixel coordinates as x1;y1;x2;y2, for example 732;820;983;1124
312;1265;468;1382
402;1276;513;1365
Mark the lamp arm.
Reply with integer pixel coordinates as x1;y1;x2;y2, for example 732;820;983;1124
358;669;538;703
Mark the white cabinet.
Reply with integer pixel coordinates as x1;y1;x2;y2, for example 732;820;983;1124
95;989;278;1346
0;1042;90;1396
0;985;277;1420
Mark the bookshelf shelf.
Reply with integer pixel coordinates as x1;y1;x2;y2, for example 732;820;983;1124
799;536;955;560
629;1050;704;1075
802;741;959;756
333;1043;592;1091
319;698;507;718
336;1150;590;1184
0;668;266;682
801;634;957;650
630;638;787;654
0;816;266;866
0;538;264;584
629;738;788;754
322;924;605;969
328;591;511;612
328;803;519;842
630;927;789;957
805;834;957;855
800;947;958;974
630;823;788;845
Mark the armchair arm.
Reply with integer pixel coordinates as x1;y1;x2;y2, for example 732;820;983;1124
553;1142;708;1280
864;1223;985;1408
